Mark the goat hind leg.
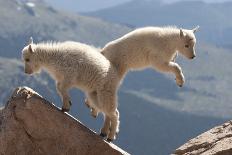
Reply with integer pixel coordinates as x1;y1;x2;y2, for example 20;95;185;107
87;91;99;118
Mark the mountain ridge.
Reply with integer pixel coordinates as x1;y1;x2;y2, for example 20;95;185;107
0;0;130;58
84;0;232;48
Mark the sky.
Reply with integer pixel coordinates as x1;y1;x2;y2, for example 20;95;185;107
163;0;231;3
45;0;232;12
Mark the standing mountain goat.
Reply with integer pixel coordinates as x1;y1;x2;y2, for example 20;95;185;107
101;26;199;87
21;38;120;141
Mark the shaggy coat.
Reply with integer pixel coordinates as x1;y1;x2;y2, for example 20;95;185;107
101;26;199;86
22;39;120;141
86;26;199;121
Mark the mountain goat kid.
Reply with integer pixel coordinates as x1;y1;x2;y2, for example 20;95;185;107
102;26;199;86
86;26;199;117
21;38;120;141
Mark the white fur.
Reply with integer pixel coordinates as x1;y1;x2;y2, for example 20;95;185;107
101;26;199;86
86;26;198;123
22;41;120;141
85;26;199;131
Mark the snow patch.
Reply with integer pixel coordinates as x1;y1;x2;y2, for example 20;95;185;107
26;2;35;8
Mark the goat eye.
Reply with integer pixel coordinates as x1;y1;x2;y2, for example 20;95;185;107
185;45;189;48
25;58;30;62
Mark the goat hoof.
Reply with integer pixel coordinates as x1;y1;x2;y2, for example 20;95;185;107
92;114;97;118
175;78;184;87
69;100;72;106
106;138;113;142
91;112;97;118
100;133;107;138
61;108;69;112
86;104;90;108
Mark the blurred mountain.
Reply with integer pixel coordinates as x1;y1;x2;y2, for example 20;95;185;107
0;56;227;155
0;0;130;58
85;0;232;48
1;43;231;154
0;57;57;104
44;0;131;12
83;0;232;118
0;0;231;154
43;0;232;13
122;44;232;118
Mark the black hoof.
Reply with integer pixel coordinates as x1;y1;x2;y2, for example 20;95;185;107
86;104;90;108
61;108;69;112
100;133;107;137
106;138;113;142
69;100;72;106
179;85;183;87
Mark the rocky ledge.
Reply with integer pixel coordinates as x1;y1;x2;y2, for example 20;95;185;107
173;120;232;155
0;87;129;155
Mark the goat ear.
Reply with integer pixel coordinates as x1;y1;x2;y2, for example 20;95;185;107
28;37;33;44
192;26;200;33
28;44;34;53
180;29;184;37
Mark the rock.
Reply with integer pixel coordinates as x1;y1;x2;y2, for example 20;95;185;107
0;86;129;155
173;120;232;155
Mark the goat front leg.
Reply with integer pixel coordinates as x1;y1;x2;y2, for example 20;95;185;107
168;62;185;87
100;115;111;138
56;82;72;112
154;61;185;87
107;109;120;142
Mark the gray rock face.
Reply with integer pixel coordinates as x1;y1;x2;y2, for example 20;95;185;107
173;120;232;155
0;87;129;155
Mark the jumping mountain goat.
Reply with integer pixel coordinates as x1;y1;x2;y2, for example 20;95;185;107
86;26;199;117
102;26;199;85
21;38;120;141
